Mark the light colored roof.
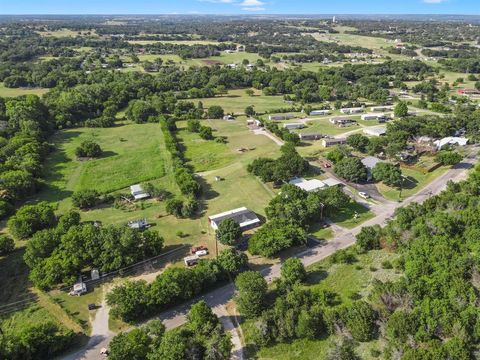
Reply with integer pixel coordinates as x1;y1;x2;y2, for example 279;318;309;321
363;126;387;136
289;178;327;192
434;137;468;149
361;156;382;169
130;184;143;193
208;207;260;229
322;178;343;187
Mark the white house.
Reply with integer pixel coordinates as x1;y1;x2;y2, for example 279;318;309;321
269;114;295;121
208;207;260;231
340;107;364;114
289;177;343;192
361;113;385;121
310;110;331;116
130;184;150;201
434;137;468;150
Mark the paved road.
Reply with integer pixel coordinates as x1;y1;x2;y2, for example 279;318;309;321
61;148;477;360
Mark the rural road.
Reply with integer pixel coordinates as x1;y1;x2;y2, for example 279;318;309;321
61;147;477;360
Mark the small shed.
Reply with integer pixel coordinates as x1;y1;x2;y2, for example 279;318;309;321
130;184;150;201
91;268;100;280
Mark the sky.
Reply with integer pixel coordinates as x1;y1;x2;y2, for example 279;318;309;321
0;0;478;15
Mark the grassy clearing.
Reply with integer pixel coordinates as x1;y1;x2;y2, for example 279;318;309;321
207;52;263;65
191;89;289;114
128;40;222;45
376;164;448;201
328;201;375;229
37;123;167;209
297;118;362;136
37;29;96;37
78;119;278;250
50;287;104;334
0;83;49;98
0;303;61;334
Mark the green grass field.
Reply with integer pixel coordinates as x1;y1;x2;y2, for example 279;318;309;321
297;118;361;136
0;83;50;98
47;119;280;251
37;123;168;210
329;201;375;229
376;164;448;201
192;89;289;115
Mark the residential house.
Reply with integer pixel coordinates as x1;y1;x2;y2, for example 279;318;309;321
208;207;261;231
310;110;331;116
283;123;305;130
321;138;347;148
363;126;387;137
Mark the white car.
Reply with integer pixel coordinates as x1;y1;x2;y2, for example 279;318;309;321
358;192;370;199
195;250;208;257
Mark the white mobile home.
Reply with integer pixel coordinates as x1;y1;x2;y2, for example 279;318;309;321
283;123;305;130
371;105;393;112
269;114;296;121
340;107;364;114
361;113;385;121
310;110;331;116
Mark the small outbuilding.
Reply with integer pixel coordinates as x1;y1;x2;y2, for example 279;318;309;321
130;184;150;201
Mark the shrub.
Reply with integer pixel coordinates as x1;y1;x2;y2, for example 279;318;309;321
0;235;15;255
72;189;101;209
75;140;102;158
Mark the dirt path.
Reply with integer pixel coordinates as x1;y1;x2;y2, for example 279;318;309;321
62;289;113;360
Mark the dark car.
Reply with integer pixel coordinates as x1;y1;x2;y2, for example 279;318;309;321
88;303;96;310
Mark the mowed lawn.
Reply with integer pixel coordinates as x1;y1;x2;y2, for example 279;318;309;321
177;117;281;172
82;119;279;249
191;89;289;115
376;165;449;201
0;83;50;98
38;123;167;209
297;118;362;136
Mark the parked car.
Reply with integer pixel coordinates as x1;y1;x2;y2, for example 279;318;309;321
358;192;370;199
195;249;208;257
88;303;96;310
191;246;208;255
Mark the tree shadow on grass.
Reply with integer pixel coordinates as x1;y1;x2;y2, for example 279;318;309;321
400;175;418;190
0;246;37;308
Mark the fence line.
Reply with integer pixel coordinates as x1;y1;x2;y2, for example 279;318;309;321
0;245;188;316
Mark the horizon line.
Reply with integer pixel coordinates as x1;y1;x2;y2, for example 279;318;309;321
1;13;480;16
